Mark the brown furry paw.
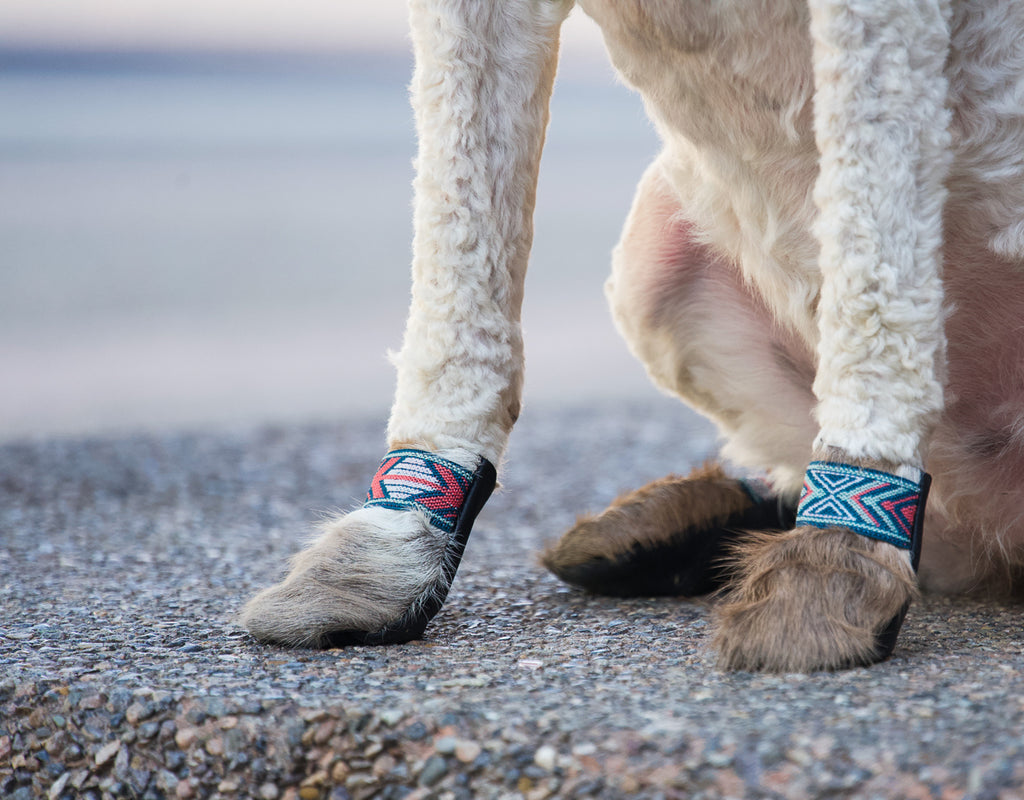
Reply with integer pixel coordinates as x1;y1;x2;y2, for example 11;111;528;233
240;507;455;648
713;526;918;672
540;464;795;597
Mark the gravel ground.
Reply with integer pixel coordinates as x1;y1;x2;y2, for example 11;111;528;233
2;399;1024;800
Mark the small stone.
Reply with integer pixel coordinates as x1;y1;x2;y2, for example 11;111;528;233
345;772;377;790
300;708;330;723
435;736;458;755
80;694;107;710
45;731;68;757
138;722;161;741
205;737;225;756
218;779;241;793
48;772;70;800
175;727;199;749
220;716;239;730
258;783;281;800
125;702;155;725
330;761;350;783
419;755;448;786
95;740;121;767
455;741;482;764
404;722;429;741
156;770;180;793
176;779;196;799
114;745;130;778
534;746;557;772
70;769;90;790
372;754;396;778
298;787;320;800
301;771;329;788
379;708;404;727
314;720;336;745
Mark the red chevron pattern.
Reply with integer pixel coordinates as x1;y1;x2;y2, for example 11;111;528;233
364;450;473;533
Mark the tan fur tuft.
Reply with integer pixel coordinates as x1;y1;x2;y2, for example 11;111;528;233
713;526;918;672
240;507;448;648
540;463;753;579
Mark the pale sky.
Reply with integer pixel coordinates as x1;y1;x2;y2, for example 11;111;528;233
0;1;604;55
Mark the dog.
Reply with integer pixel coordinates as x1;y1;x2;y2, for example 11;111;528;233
241;0;1024;671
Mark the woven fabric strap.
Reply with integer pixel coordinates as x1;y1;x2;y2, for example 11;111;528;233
795;461;925;549
364;449;475;534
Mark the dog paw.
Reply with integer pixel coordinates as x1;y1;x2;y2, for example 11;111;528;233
713;526;918;671
541;464;795;597
240;507;456;647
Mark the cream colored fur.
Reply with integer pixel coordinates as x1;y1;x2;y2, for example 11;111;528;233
243;0;1024;669
387;0;571;466
808;0;950;471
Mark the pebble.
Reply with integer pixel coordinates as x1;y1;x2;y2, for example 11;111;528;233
79;694;106;711
125;702;155;725
533;745;557;772
174;727;199;749
455;740;482;764
94;740;121;767
419;755;448;787
47;772;70;800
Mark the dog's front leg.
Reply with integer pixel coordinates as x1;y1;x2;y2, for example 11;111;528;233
716;0;952;671
241;0;570;647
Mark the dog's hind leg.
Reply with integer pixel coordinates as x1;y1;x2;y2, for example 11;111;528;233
542;160;815;598
241;0;572;647
715;0;953;671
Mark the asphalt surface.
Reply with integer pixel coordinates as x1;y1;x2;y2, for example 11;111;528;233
2;399;1024;799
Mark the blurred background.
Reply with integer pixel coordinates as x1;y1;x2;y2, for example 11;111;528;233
0;1;670;443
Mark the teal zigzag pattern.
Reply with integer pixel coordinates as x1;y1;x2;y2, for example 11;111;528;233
795;462;923;549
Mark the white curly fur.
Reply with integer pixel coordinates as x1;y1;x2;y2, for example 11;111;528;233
243;0;1024;661
386;0;571;466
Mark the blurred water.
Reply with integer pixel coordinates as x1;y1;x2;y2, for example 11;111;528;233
0;51;671;441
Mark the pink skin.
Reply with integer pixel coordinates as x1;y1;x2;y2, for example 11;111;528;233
610;169;817;490
925;237;1024;589
618;173;1024;593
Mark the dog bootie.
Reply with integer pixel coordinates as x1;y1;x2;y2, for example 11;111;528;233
796;461;930;663
323;449;496;646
